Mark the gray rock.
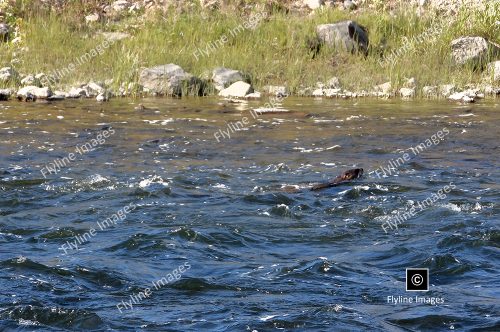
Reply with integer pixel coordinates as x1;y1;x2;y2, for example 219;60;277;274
0;23;9;41
448;89;482;103
67;87;87;98
439;84;455;97
0;67;18;82
374;81;392;94
84;82;106;97
96;93;110;102
17;86;53;100
21;75;40;87
219;81;253;98
48;91;67;100
486;61;500;82
212;67;245;91
139;64;201;96
316;20;369;55
265;85;289;97
245;91;261;99
304;0;324;9
399;88;415;98
451;36;500;67
343;0;357;10
422;86;438;97
326;77;341;88
0;88;12;101
111;0;131;12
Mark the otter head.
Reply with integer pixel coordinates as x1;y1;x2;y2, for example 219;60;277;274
341;168;363;181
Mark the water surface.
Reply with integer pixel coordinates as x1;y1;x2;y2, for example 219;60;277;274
0;97;499;331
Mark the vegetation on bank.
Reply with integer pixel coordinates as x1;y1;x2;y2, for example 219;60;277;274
0;0;499;96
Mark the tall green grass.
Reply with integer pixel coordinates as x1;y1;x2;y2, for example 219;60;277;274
0;1;498;95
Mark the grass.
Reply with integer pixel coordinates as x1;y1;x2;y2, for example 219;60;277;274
0;0;499;96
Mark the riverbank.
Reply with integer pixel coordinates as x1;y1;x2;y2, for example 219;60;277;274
0;0;499;102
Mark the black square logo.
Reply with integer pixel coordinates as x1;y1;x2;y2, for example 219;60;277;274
406;268;429;292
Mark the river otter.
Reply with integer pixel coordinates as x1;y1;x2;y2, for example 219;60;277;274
280;168;363;193
310;168;364;191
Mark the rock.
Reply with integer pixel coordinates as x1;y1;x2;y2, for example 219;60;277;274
312;88;324;97
343;0;357;10
0;23;9;41
67;87;87;98
486;61;500;82
48;91;67;100
21;75;40;87
375;81;392;95
399;88;415;98
484;85;500;95
245;91;261;99
326;76;341;88
0;88;12;101
439;84;455;97
422;86;438;97
100;32;130;42
96;93;110;102
304;0;324;9
265;85;289;97
111;0;131;12
316;20;369;55
17;86;53;100
84;82;106;97
212;67;245;91
0;67;18;82
219;81;253;98
324;88;342;97
448;89;482;103
139;64;201;96
404;77;417;88
451;36;500;67
85;13;100;23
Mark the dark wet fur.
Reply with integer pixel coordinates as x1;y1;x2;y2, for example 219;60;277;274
310;168;363;191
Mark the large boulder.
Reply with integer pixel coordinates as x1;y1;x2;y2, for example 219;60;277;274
211;67;245;91
316;20;369;55
219;81;253;98
17;86;53;101
451;36;500;68
139;64;202;96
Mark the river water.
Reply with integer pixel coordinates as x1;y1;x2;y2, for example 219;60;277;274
0;97;498;331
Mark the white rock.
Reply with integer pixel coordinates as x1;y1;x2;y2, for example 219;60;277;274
100;32;130;42
451;36;500;67
245;91;261;99
67;87;87;98
440;84;455;97
219;81;253;98
17;86;52;100
422;86;438;97
324;88;342;97
85;13;100;23
111;0;131;12
212;67;245;91
96;93;109;102
405;77;417;88
21;75;39;86
304;0;324;9
312;88;324;97
375;81;392;94
399;87;415;98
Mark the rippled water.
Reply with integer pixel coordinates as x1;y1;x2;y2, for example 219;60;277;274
0;97;499;331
